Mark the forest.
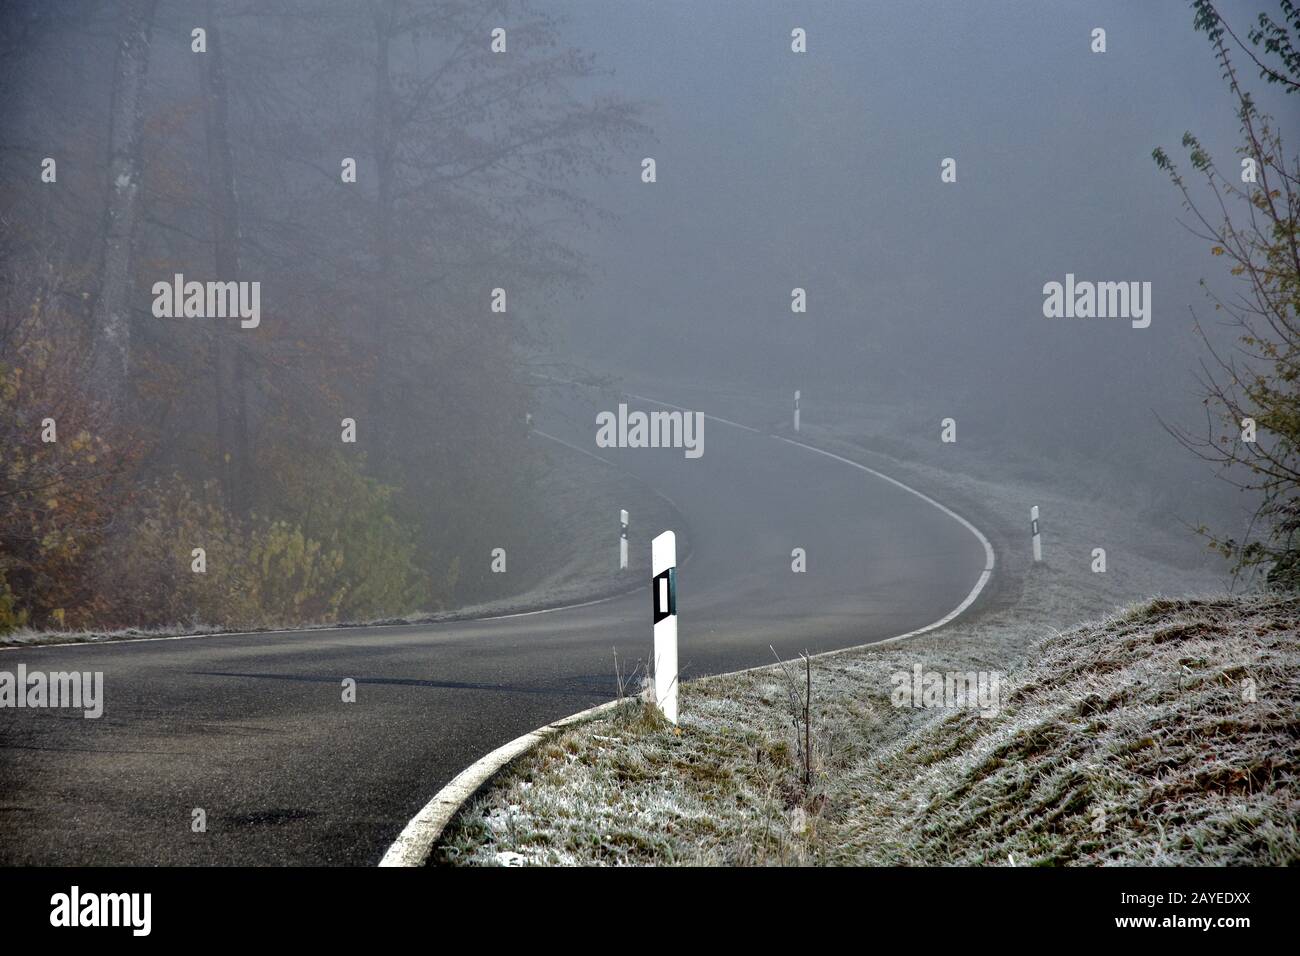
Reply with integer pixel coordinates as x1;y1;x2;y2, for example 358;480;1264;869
0;1;644;632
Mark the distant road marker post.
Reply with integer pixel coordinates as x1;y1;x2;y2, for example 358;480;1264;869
620;509;629;570
1031;505;1042;562
651;530;678;724
794;390;801;433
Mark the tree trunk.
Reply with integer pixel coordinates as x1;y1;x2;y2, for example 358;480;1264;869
370;0;396;457
89;0;158;416
199;0;250;508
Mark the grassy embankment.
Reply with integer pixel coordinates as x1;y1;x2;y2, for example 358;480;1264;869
439;395;1293;866
440;591;1298;866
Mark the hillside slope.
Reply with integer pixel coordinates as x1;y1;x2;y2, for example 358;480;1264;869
440;593;1299;866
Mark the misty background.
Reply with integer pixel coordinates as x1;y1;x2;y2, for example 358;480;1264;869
556;0;1296;518
1;0;1292;633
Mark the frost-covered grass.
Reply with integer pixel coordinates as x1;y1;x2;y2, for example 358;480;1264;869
438;592;1298;866
830;594;1300;865
437;394;1294;866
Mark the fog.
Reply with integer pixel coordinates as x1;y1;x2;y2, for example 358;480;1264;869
1;0;1294;632
554;0;1297;524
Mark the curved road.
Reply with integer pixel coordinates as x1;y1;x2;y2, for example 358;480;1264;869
0;386;992;865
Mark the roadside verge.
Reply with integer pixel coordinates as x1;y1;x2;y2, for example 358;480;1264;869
420;391;1238;866
380;394;999;866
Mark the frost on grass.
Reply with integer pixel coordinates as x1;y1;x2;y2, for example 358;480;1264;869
438;593;1298;866
827;594;1298;865
436;398;1283;866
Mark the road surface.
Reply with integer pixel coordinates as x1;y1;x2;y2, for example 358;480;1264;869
0;385;993;865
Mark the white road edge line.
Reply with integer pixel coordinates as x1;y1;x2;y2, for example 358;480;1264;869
378;394;997;867
378;698;624;867
531;427;618;466
623;390;761;433
0;590;634;653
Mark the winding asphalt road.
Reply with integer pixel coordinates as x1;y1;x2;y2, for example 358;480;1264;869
0;385;993;865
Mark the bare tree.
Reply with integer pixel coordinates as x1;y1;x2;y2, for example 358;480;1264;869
198;0;251;504
1154;0;1300;587
88;0;158;414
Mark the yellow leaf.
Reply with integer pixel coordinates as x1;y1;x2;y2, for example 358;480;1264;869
1211;246;1225;256
46;499;57;509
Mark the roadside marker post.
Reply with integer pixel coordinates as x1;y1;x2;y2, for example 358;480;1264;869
794;390;801;433
1031;505;1042;562
620;509;629;570
651;530;678;725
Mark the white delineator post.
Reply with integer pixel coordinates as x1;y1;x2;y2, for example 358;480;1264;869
794;390;801;433
1031;505;1042;562
651;530;678;725
619;509;629;570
